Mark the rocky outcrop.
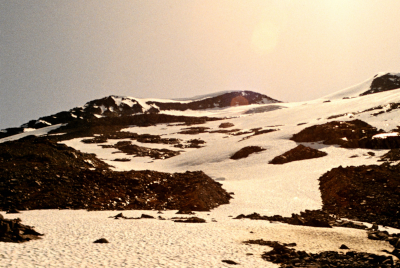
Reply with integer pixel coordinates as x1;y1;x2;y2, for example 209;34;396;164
361;73;400;96
380;148;400;161
291;119;400;149
230;146;265;160
47;114;221;142
269;144;327;164
0;214;43;242
319;162;400;228
106;141;181;160
234;210;367;229
0;136;232;211
251;240;397;267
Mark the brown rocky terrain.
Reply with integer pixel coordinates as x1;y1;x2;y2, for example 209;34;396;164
103;140;181;160
235;210;368;229
0;136;232;212
319;162;400;229
0;214;43;243
380;148;400;162
47;114;222;142
247;239;399;268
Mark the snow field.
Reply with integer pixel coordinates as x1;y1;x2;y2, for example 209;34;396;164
0;209;395;268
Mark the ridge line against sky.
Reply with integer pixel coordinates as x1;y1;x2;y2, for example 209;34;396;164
1;0;400;130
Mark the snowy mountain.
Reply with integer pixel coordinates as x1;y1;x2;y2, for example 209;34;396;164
0;90;279;139
1;74;400;267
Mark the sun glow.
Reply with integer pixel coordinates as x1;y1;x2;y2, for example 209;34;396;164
251;20;279;55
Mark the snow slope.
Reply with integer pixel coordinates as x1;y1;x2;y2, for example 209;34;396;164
1;79;400;267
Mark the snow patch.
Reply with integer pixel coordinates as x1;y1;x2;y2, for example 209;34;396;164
372;132;400;139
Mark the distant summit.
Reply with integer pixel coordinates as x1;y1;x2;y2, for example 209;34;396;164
0;90;280;139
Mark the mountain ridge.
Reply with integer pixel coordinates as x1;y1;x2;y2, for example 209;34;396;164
0;90;279;139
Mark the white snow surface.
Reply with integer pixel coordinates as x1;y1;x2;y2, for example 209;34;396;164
2;85;400;267
0;124;64;143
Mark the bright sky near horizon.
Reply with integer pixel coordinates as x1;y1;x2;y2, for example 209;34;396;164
1;0;400;129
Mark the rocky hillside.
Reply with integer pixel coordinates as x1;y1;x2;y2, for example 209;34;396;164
0;136;232;211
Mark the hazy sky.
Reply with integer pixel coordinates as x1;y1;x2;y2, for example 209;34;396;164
1;0;400;129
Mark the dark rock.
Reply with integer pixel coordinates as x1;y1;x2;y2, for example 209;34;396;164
340;244;349;249
176;210;194;215
140;214;154;219
380;148;400;161
219;122;235;128
173;217;206;223
269;144;327;164
235;210;333;228
112;158;131;162
178;127;210;135
230;146;266;160
221;260;239;265
238;128;278;141
94;238;109;243
6;208;20;214
0;215;43;243
114;213;124;219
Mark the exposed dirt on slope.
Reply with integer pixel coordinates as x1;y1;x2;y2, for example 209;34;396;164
269;144;327;164
0;136;232;211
